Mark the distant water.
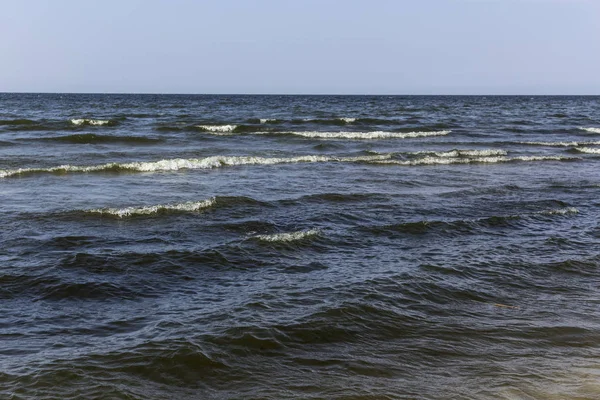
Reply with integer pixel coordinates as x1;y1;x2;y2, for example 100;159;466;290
1;94;600;399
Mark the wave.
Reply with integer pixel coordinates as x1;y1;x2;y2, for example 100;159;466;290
537;207;579;216
365;206;579;236
195;124;237;133
415;149;507;158
519;141;600;147
85;198;217;218
70;118;115;126
574;147;600;154
260;118;277;124
0;154;392;179
253;229;320;243
1;273;142;301
278;130;451;140
580;127;600;134
0;118;36;126
38;133;163;144
375;155;576;166
157;124;266;134
288;117;406;126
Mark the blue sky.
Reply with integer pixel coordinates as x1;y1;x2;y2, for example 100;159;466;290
1;0;599;94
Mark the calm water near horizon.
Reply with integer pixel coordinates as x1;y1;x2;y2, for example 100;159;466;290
1;94;599;399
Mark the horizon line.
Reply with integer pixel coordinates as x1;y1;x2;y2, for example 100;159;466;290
1;91;599;96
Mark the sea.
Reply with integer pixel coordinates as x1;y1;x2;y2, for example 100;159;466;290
1;94;599;399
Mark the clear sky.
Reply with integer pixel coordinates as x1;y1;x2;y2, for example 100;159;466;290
1;0;599;94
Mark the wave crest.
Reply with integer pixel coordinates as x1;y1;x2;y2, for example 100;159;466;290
417;149;507;158
376;155;576;166
70;118;112;126
574;147;600;154
253;229;320;242
580;127;600;134
519;141;600;147
195;125;237;133
85;198;217;218
0;154;392;178
282;130;451;140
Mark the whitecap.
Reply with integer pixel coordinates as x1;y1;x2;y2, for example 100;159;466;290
417;149;507;158
375;155;575;166
520;141;583;147
85;198;217;218
70;118;110;126
282;130;450;140
0;154;392;178
196;125;237;133
580;127;600;134
537;207;579;216
574;147;600;154
254;229;320;242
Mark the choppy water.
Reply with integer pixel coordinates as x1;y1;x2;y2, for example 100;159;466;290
1;94;600;399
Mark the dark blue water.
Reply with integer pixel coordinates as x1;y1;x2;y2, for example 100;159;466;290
1;94;600;399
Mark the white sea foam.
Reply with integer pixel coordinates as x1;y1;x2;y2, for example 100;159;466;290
520;141;584;147
196;125;237;133
537;207;579;216
0;154;392;178
580;127;600;134
254;229;320;242
574;147;600;154
375;155;574;166
259;118;276;124
86;198;217;218
70;118;110;126
283;130;451;140
419;149;507;158
338;117;357;123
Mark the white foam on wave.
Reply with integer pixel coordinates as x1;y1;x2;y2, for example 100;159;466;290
338;117;357;123
537;207;579;216
86;198;217;218
0;154;392;178
70;118;110;126
259;118;276;124
283;130;451;140
580;127;600;134
419;149;507;158
574;147;600;154
254;229;320;242
375;155;575;166
519;141;589;147
196;125;237;133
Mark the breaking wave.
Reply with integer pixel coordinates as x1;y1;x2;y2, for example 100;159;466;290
70;119;113;126
416;149;507;157
376;155;576;166
519;141;600;147
85;198;217;218
537;207;579;216
195;125;237;133
580;127;600;134
0;154;392;179
253;229;321;243
574;147;600;154
279;130;450;140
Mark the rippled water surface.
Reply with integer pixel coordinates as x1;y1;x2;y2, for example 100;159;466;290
1;94;600;399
